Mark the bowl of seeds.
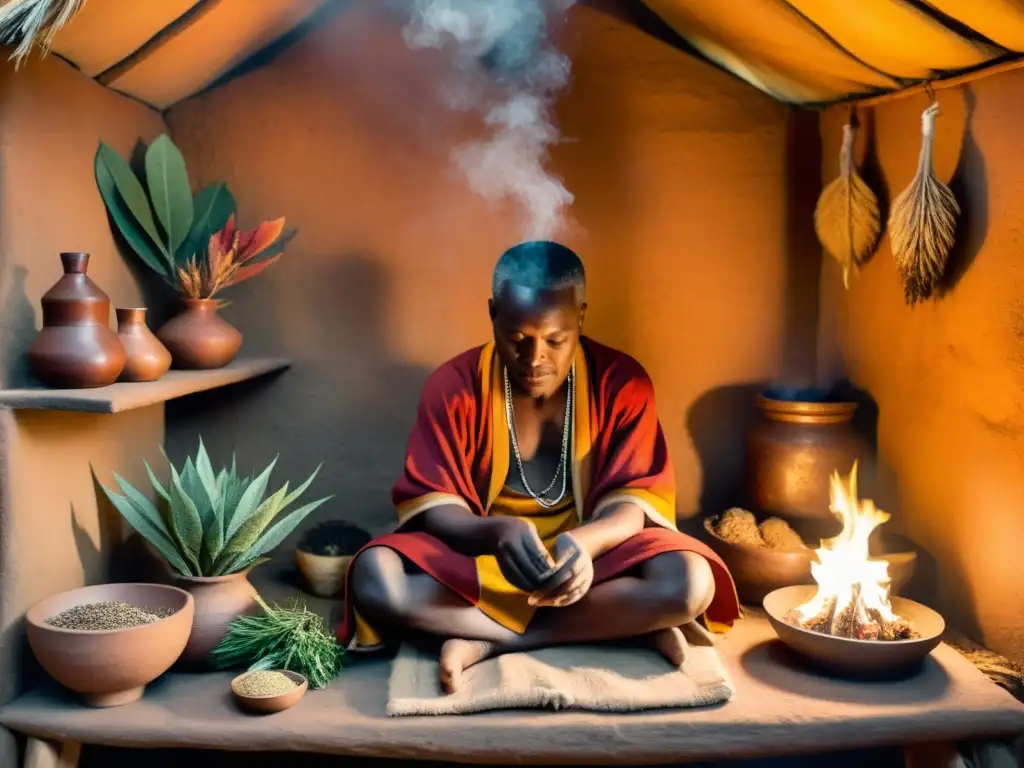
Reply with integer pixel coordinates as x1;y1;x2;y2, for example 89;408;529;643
26;582;194;707
231;669;308;713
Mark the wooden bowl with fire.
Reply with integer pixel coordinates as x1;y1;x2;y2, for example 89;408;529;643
762;464;942;677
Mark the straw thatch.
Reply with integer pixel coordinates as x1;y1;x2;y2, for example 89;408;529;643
0;0;85;66
887;102;961;306
814;120;882;289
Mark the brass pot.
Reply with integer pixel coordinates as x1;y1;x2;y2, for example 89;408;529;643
745;389;869;538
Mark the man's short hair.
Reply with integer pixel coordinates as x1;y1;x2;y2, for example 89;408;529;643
492;240;586;307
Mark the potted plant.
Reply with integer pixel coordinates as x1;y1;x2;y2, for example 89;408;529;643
295;520;373;598
100;438;331;666
94;134;295;369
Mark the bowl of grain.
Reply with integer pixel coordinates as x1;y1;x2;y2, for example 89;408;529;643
231;669;308;713
704;508;917;604
26;582;194;707
704;509;816;603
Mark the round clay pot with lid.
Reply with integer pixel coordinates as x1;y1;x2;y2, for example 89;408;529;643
116;307;171;382
27;252;126;388
156;298;242;370
172;569;259;668
745;386;869;540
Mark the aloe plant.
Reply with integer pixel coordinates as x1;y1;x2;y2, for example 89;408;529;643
94;134;292;296
101;438;332;578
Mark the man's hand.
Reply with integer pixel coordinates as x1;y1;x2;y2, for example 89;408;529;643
529;532;594;608
488;517;556;593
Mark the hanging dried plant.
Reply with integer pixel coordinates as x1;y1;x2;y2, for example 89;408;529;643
814;119;881;289
0;0;86;67
888;102;960;306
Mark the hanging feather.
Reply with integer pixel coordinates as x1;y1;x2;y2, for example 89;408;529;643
888;102;960;306
0;0;87;68
814;118;882;289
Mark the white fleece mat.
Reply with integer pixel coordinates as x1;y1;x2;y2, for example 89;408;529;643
387;625;734;716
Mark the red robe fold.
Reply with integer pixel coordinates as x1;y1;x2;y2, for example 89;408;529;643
336;337;741;647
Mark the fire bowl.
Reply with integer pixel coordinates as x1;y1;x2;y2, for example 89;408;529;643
704;516;918;604
26;583;194;707
763;585;944;679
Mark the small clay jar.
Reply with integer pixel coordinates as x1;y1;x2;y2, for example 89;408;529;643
116;308;171;382
28;252;126;388
156;298;242;370
172;569;258;668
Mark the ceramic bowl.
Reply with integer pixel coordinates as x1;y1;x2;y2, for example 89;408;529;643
295;549;352;598
231;669;308;713
703;517;918;604
763;584;945;678
26;582;194;707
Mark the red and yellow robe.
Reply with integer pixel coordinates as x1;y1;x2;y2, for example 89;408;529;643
336;337;741;649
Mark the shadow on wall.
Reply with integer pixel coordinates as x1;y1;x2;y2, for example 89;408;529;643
0;265;39;388
941;85;987;296
165;252;430;543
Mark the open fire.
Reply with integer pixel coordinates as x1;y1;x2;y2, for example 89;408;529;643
784;462;919;641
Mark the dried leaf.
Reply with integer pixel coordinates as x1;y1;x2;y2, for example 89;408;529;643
238;218;286;263
888;103;960;305
814;122;881;289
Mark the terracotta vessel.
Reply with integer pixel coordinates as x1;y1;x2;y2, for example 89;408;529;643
26;583;193;707
296;549;352;598
27;252;126;388
173;569;258;667
115;307;171;382
231;670;308;714
746;388;869;539
156;298;242;369
764;585;944;679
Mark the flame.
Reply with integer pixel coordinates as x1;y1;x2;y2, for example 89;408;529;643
793;461;901;631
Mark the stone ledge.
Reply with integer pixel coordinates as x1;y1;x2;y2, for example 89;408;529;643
0;358;290;413
2;607;1023;764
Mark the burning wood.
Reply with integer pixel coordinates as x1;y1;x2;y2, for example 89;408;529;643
785;462;920;642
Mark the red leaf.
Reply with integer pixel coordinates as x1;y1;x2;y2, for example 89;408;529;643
224;252;282;286
238;218;286;264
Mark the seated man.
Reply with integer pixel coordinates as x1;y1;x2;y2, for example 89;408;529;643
337;240;740;692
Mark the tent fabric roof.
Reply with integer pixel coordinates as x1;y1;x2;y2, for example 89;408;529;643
29;0;1024;109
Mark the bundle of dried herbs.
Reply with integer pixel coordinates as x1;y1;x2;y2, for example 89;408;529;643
888;101;960;305
814;118;881;289
211;594;344;689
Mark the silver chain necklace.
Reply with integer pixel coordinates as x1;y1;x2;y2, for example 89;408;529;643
503;364;574;508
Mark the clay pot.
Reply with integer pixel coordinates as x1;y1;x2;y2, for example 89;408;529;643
296;549;352;598
156;298;242;370
231;670;308;714
27;252;126;388
746;388;869;539
26;583;193;707
115;308;171;382
172;570;258;667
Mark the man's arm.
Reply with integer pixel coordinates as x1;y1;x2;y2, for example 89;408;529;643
566;502;645;560
412;504;499;556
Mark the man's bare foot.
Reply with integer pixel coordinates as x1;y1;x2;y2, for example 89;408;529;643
652;626;688;667
439;638;493;693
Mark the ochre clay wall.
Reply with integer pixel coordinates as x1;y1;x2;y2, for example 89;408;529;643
0;54;168;762
817;73;1024;662
164;0;820;544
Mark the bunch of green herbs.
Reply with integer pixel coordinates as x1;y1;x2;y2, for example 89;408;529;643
211;594;345;689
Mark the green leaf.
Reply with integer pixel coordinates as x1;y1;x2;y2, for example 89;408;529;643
194;437;220;507
280;464;322;510
224;457;278;542
94;145;172;282
219;484;288;565
145;134;194;258
101;479;192;576
251;495;333;560
141;459;170;503
95;142;172;269
168;463;204;573
181;182;236;263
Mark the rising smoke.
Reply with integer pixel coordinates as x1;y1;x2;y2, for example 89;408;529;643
398;0;577;241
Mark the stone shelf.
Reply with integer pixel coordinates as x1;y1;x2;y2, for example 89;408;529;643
0;358;291;414
1;594;1023;763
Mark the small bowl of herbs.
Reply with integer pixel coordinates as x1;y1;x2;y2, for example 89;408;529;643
295;520;373;598
231;669;308;713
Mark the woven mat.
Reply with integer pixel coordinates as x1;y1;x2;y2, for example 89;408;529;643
387;625;733;716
